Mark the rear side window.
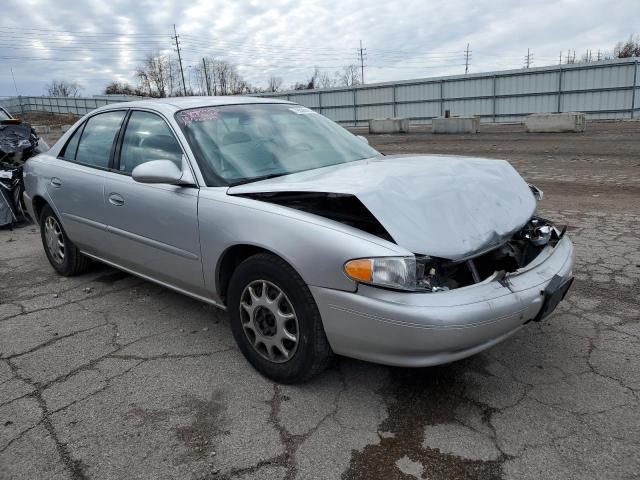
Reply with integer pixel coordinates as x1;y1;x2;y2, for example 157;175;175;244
118;111;183;174
75;111;126;169
59;124;83;161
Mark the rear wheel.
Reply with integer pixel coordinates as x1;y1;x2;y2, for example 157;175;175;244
39;205;90;276
227;253;332;383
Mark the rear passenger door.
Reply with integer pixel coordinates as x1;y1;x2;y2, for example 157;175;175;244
101;110;205;295
47;110;126;254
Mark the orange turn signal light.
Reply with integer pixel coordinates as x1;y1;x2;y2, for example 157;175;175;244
344;259;373;282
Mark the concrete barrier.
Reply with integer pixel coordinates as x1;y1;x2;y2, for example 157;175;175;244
525;112;586;133
368;118;410;134
432;116;480;134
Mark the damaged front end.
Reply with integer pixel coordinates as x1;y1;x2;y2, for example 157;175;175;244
415;217;566;292
339;216;566;293
237;188;564;294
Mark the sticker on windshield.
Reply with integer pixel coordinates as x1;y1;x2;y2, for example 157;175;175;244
289;106;316;115
179;108;220;124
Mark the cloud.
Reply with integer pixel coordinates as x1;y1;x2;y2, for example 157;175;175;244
0;0;638;96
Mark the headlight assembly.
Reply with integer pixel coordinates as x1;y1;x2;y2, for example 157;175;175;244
344;256;417;291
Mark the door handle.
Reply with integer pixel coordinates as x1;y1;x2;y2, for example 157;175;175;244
108;193;125;206
50;177;62;188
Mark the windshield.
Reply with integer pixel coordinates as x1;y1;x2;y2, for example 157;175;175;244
175;103;380;186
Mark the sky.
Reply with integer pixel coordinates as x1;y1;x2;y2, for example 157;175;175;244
0;0;638;97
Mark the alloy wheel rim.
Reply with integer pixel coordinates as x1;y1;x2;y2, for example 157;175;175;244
239;280;299;363
44;216;65;264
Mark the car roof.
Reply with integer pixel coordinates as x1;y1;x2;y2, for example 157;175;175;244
93;96;293;115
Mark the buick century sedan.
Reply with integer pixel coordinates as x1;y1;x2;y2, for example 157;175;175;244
23;97;574;383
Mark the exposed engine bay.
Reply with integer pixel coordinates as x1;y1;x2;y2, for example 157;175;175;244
415;217;565;292
240;190;564;293
238;191;395;242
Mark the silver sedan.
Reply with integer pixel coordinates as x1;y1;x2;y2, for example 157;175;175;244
23;97;574;383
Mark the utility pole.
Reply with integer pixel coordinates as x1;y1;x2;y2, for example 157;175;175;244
358;40;366;84
202;57;211;96
173;24;187;96
559;51;562;64
524;48;532;68
597;49;602;61
464;43;470;74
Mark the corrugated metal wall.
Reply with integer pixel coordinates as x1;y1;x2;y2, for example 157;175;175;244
0;95;144;116
1;59;638;125
253;58;640;125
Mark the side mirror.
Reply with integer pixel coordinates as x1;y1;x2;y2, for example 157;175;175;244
132;160;193;185
356;135;369;145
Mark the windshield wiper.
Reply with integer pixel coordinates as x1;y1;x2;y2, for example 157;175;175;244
228;172;289;187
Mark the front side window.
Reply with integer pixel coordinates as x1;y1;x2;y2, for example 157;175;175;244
118;111;183;174
75;111;126;168
176;103;380;186
0;108;11;121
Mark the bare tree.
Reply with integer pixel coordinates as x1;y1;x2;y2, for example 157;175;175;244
338;64;361;87
45;80;82;97
103;81;143;96
167;58;186;96
614;35;640;58
207;58;251;95
267;76;283;92
135;54;170;97
318;70;336;89
290;67;336;90
307;67;322;89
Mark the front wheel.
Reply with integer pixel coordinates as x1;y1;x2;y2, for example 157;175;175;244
227;253;332;383
39;205;90;276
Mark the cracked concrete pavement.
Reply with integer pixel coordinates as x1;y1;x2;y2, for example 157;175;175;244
1;121;639;479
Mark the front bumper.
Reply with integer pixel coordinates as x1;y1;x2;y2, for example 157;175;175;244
311;235;575;367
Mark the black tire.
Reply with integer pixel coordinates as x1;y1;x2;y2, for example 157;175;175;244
227;253;333;383
39;205;91;276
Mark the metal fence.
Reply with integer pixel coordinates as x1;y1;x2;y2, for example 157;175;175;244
0;94;144;116
1;58;638;125
252;58;640;125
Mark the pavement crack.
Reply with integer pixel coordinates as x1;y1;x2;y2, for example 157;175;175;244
108;349;234;362
3;322;110;361
5;358;88;479
231;374;349;480
50;360;145;415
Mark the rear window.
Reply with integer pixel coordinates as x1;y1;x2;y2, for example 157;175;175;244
60;124;83;161
75;111;126;169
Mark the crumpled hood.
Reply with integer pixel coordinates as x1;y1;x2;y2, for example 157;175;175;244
227;154;537;259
